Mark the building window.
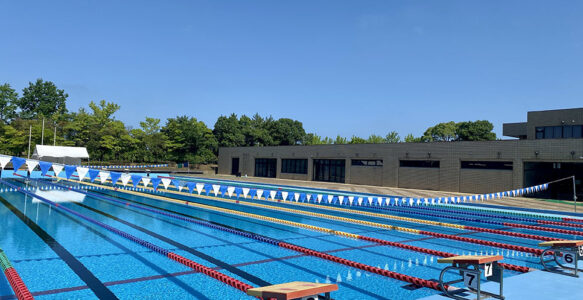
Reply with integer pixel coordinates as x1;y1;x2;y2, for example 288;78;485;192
281;159;307;174
255;158;277;178
461;161;513;170
352;159;383;167
313;159;345;183
399;160;440;168
536;125;583;139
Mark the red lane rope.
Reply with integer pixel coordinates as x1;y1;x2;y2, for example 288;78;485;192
4;268;34;300
278;242;447;291
503;223;583;236
463;225;562;241
562;218;583;224
538;219;583;228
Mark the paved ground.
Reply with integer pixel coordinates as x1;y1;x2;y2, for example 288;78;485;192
181;174;580;214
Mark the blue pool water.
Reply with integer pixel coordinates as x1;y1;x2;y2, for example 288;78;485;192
1;175;582;299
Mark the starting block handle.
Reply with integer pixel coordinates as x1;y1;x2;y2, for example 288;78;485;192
540;245;583;278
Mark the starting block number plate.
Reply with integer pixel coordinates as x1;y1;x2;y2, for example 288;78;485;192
463;271;478;289
484;263;493;277
563;252;575;264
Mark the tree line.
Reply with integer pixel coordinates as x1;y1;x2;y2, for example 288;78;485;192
0;79;497;164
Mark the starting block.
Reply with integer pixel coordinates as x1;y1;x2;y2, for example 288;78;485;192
246;281;338;300
437;255;504;300
539;240;583;277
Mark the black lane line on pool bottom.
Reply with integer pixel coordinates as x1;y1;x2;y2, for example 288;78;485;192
0;195;119;300
73;202;272;287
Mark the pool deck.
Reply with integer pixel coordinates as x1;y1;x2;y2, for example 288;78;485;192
421;269;583;300
181;174;580;214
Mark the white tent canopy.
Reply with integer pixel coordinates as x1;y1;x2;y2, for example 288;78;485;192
32;145;89;165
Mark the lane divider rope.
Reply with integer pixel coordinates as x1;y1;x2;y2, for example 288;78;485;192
0;248;34;300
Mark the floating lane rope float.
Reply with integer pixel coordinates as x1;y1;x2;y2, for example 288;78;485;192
0;248;34;300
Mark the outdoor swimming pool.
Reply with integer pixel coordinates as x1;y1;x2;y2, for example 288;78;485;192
1;172;583;299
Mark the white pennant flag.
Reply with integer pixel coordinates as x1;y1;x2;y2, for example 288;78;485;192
269;190;277;200
385;198;390;206
282;191;288;200
212;184;220;196
196;183;204;195
257;189;264;199
357;197;363;206
338;196;344;205
142;177;151;187
161;178;172;190
52;164;64;178
0;156;11;169
317;194;323;203
178;185;183;192
306;194;312;202
121;173;131;186
377;198;383;206
294;193;300;202
76;167;89;181
367;197;373;206
99;171;110;184
243;188;250;198
327;195;333;203
26;159;39;173
227;186;235;197
348;196;354;205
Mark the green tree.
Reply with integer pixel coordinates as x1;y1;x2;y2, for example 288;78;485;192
0;123;28;156
423;121;457;142
385;131;400;143
349;135;366;144
163;116;218;164
130;117;167;162
269;118;306;145
334;135;347;144
213;114;245;147
0;83;18;123
404;133;424;143
17;79;68;120
456;120;496;141
367;134;385;144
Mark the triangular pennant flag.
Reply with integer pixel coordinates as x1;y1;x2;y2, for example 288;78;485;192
338;195;344;205
39;161;53;176
235;187;242;198
196;183;204;195
220;185;228;197
227;186;235;197
317;194;323;203
65;165;77;179
377;197;382;206
142;177;151;188
269;190;277;200
131;175;142;188
348;196;354;205
161;178;172;190
256;189;264;199
120;173;131;186
110;172;122;185
88;169;99;182
26;159;39;173
187;182;196;193
0;156;11;169
172;179;181;190
11;157;26;172
294;193;300;202
367;197;373;206
327;195;333;203
249;189;257;199
99;171;110;184
357;197;363;206
151;177;161;190
210;184;219;196
282;191;289;200
243;188;250;198
77;167;89;181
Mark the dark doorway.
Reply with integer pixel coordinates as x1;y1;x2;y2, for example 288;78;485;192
255;158;277;178
231;157;240;175
524;162;582;201
313;159;345;183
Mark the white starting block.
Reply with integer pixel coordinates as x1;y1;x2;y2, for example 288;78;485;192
437;255;504;300
246;281;338;300
539;240;583;277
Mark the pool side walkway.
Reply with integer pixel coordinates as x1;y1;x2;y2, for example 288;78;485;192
182;174;580;214
420;270;583;300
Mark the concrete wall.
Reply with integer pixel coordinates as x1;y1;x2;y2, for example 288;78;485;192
218;139;583;193
526;108;583;140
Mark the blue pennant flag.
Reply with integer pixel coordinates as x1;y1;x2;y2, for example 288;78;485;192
372;197;378;206
151;177;161;190
187;182;196;194
235;187;242;199
275;190;282;200
249;189;257;199
332;196;338;205
38;161;53;176
110;172;122;185
88;169;100;182
131;175;142;188
171;179;181;190
204;184;212;195
11;157;26;172
219;185;228;197
65;165;76;179
288;192;295;201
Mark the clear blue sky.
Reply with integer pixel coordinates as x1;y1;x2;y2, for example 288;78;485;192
1;0;582;139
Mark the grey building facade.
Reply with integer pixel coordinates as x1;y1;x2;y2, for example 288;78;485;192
219;108;583;199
